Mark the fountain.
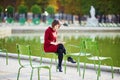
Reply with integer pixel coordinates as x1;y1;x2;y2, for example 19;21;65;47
86;6;98;27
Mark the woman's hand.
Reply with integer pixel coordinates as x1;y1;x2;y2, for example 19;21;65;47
50;42;58;45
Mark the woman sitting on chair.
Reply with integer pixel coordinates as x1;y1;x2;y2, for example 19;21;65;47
44;19;76;72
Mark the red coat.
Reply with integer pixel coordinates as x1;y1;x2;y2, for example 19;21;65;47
44;27;58;52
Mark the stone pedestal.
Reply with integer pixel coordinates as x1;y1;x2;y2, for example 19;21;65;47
86;17;98;27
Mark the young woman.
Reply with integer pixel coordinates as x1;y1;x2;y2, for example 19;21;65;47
44;19;76;72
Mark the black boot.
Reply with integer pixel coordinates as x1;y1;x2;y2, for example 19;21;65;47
57;66;63;72
67;57;76;63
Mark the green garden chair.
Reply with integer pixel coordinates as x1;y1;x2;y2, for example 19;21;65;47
0;48;8;65
47;18;53;25
19;18;26;25
6;17;14;24
83;39;114;80
32;18;40;25
39;37;58;72
64;38;91;76
0;39;8;65
16;44;51;80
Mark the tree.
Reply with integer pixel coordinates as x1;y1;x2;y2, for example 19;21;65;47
110;0;120;14
0;6;3;17
80;0;97;15
0;6;3;22
6;5;15;18
93;0;120;15
25;0;37;11
18;5;28;14
31;5;42;18
31;5;42;14
18;4;28;22
36;0;49;12
46;5;55;19
46;6;55;14
0;6;3;13
48;0;58;12
60;0;82;23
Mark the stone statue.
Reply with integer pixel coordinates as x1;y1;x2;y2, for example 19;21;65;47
90;6;95;18
85;6;98;27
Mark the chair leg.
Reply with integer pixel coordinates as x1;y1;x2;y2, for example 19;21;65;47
77;60;79;72
82;60;86;79
40;57;42;64
6;51;8;65
93;60;97;74
2;49;8;65
49;68;51;80
77;57;81;76
111;59;114;79
55;58;57;72
38;68;40;80
50;58;53;68
64;56;67;74
77;57;79;71
17;67;23;80
97;61;101;80
30;68;34;80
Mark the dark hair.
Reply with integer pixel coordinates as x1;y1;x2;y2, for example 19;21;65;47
52;19;61;28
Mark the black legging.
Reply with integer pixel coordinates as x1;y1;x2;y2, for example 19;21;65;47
56;44;66;67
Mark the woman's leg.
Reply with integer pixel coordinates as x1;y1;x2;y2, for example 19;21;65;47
58;44;76;63
58;44;66;54
57;49;63;72
67;57;76;63
57;44;64;72
56;44;76;72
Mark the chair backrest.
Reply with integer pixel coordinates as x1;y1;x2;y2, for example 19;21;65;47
80;38;92;51
47;18;53;25
0;38;5;49
80;38;86;52
84;39;99;56
16;44;33;67
6;18;14;23
0;39;3;49
19;18;26;25
39;36;56;58
39;36;45;55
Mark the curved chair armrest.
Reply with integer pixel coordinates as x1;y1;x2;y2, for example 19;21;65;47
67;44;80;48
34;48;41;50
1;48;7;52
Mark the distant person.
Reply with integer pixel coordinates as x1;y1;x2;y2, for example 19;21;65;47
44;19;76;72
4;14;7;22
